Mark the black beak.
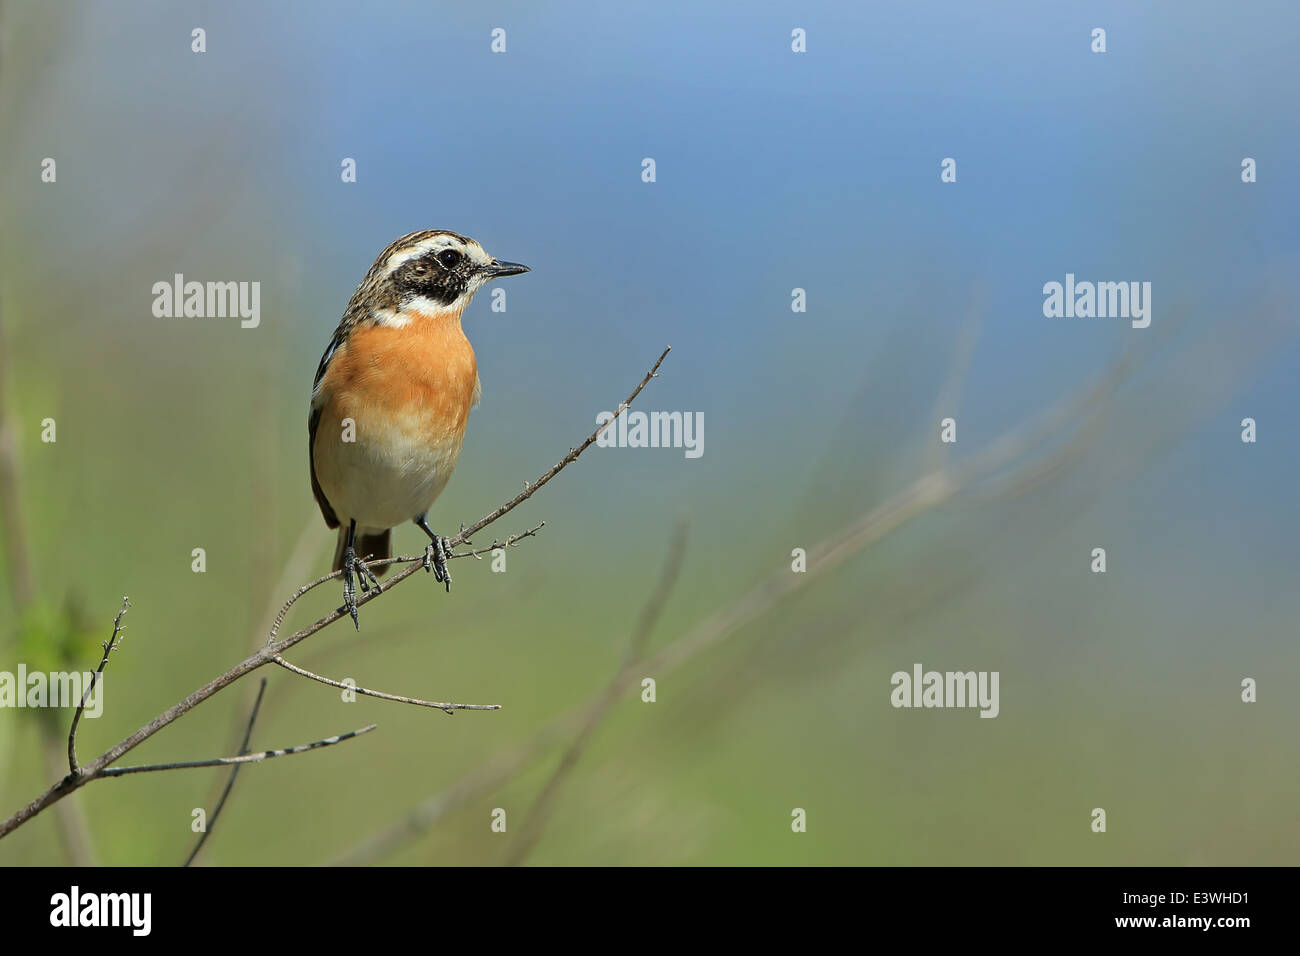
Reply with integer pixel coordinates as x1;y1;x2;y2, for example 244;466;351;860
484;259;530;278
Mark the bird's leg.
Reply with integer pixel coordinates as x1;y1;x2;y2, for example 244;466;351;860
415;515;453;592
341;524;385;628
341;519;361;629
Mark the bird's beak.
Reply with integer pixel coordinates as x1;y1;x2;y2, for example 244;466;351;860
483;259;530;278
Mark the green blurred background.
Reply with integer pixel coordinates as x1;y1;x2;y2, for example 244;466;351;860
1;0;1297;865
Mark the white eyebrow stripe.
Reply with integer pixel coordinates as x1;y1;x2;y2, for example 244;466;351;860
381;235;494;277
382;235;459;275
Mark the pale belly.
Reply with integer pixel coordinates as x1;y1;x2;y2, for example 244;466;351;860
314;406;466;533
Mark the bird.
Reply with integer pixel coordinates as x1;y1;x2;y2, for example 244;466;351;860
309;229;530;628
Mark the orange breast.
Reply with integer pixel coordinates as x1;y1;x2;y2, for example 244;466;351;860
323;310;478;443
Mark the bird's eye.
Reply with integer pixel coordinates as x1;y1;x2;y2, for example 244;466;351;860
436;249;462;269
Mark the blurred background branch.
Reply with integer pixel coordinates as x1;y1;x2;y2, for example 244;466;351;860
185;677;266;867
504;518;687;866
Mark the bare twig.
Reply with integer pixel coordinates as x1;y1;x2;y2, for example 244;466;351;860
373;521;547;568
271;655;500;713
38;739;98;867
0;346;672;842
99;724;377;776
242;518;324;666
504;520;687;866
441;347;669;550
184;678;268;867
67;597;129;774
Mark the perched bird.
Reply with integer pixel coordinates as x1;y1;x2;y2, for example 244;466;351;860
309;230;530;627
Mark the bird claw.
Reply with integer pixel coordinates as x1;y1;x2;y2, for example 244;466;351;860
356;555;382;594
341;548;381;630
423;535;453;592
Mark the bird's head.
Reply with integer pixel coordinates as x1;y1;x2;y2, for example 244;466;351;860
354;229;529;323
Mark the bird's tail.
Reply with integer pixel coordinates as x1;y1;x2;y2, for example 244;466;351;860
333;527;393;578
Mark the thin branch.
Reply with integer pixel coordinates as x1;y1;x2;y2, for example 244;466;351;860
271;655;501;713
39;738;98;867
504;520;687;866
100;724;377;776
0;346;672;842
184;678;267;867
67;596;129;774
265;566;347;645
232;517;324;697
444;347;670;551
373;521;547;568
261;522;548;648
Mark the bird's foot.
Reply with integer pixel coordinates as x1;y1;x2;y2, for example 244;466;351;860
341;546;360;630
341;548;381;630
422;534;453;592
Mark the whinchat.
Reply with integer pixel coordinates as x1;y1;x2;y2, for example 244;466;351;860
309;230;529;627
